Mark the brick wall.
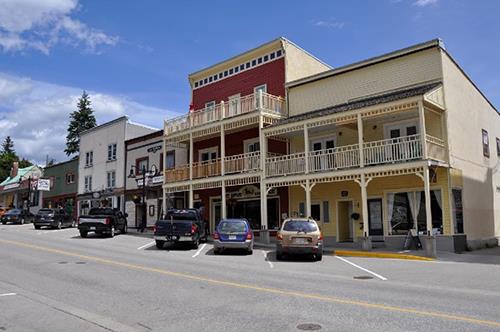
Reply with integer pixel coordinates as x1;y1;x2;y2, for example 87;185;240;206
192;58;285;110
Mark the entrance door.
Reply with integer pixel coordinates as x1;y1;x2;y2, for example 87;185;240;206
211;199;221;233
368;199;383;237
311;137;335;171
338;201;353;242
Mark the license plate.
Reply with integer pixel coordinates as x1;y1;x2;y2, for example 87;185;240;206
89;227;95;230
293;238;308;244
229;235;237;240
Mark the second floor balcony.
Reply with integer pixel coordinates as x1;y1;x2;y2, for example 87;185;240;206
164;92;286;136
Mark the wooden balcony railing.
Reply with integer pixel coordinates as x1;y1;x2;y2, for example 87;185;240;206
164;92;286;135
192;159;221;179
224;151;260;174
308;144;360;173
363;134;422;166
164;165;189;182
266;152;306;177
425;135;448;162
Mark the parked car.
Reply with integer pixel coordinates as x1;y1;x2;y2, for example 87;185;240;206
1;209;34;225
0;207;11;219
154;209;207;249
276;218;323;261
213;219;253;254
77;208;128;238
34;208;74;229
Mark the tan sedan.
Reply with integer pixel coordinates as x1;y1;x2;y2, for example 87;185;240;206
276;218;323;261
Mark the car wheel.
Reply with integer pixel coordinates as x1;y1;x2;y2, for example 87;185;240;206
34;225;41;230
109;226;115;238
247;248;253;255
122;223;128;234
155;240;165;249
80;230;88;238
316;253;323;261
1;221;6;225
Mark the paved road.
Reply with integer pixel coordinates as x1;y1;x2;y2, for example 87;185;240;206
1;223;500;332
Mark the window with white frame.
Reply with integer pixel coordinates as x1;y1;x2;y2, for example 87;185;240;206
384;121;419;139
199;147;218;162
205;101;216;122
107;143;117;161
66;173;75;184
244;138;260;153
482;129;490;158
84;175;92;192
85;151;93;167
107;171;116;189
228;94;240;116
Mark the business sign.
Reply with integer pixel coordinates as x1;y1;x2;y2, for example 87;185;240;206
136;175;164;187
147;145;162;153
37;179;51;191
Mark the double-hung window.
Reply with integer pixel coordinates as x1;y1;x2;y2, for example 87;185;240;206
107;171;116;189
108;143;117;161
85;151;93;167
84;176;92;192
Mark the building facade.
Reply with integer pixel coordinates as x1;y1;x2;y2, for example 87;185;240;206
124;130;187;228
77;116;157;216
0;162;43;213
163;38;500;252
42;158;79;219
162;38;331;234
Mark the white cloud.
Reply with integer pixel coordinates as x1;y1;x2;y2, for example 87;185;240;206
0;72;179;164
312;19;345;29
413;0;438;7
0;0;118;54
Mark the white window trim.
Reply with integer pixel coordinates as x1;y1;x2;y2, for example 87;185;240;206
243;138;260;153
198;146;219;162
85;151;93;167
310;134;336;151
383;119;419;139
107;143;117;161
254;84;267;94
107;171;116;189
205;101;216;109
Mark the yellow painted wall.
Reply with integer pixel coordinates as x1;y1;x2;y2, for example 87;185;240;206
288;167;452;239
424;109;443;138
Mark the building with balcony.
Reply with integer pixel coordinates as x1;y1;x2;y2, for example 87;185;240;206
262;39;499;252
77;116;157;216
163;38;331;233
124;130;186;229
0;162;43;213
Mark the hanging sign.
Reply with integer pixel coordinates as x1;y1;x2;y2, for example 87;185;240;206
37;179;51;191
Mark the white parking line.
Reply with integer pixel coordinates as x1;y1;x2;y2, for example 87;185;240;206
262;251;274;268
38;228;75;235
137;241;156;250
192;243;207;258
0;293;16;297
335;256;388;281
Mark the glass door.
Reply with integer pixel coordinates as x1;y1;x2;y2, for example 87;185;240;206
368;199;383;236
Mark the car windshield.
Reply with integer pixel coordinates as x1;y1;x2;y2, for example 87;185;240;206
219;221;247;233
89;208;115;215
6;209;21;215
283;220;317;232
38;209;54;215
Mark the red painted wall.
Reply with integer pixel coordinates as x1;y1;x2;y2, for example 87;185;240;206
193;128;287;161
192;58;285;110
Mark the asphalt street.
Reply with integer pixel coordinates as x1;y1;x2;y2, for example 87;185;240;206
1;223;500;332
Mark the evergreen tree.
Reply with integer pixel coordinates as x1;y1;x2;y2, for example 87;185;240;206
65;91;97;156
1;136;15;155
0;137;32;182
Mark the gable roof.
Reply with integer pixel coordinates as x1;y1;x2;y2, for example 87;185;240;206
0;165;37;186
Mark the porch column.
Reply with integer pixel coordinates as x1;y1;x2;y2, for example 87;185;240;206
360;174;369;237
162;189;166;218
260;182;268;229
189;132;194;180
304;124;310;173
220;123;225;176
305;179;312;218
188;185;194;209
357;113;364;167
221;181;227;219
418;99;428;159
259;115;266;173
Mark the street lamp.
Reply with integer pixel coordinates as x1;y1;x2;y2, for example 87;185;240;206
128;164;158;232
18;175;34;213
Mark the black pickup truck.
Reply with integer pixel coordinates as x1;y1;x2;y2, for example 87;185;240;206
154;209;207;249
77;208;128;238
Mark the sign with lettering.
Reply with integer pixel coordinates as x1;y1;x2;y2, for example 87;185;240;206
37;179;51;191
147;145;162;153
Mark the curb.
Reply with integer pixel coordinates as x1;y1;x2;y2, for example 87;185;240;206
333;250;435;261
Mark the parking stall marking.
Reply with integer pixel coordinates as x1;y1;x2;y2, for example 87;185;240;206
262;251;274;268
335;256;388;281
137;241;156;250
192;243;207;258
0;293;16;297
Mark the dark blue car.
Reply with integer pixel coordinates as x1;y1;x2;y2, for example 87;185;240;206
213;219;253;254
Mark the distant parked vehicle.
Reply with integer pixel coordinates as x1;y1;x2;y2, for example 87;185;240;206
0;207;11;219
34;208;74;229
213;219;253;255
1;209;34;225
154;209;207;249
276;218;323;261
77;208;128;238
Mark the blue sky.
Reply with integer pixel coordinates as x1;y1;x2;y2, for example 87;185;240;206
0;0;499;164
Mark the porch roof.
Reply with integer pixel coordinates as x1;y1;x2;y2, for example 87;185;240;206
0;165;36;186
269;81;442;128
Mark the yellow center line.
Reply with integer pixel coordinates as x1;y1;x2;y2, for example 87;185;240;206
2;238;499;328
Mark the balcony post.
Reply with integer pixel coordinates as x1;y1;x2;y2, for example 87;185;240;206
305;179;311;218
221;180;227;219
220;100;225;120
418;99;428;159
258;90;263;110
189;132;193;180
162;189;166;218
221;123;225;176
304;124;310;174
188;185;194;209
259;115;266;173
359;173;372;251
422;164;437;257
357;113;364;167
260;182;268;229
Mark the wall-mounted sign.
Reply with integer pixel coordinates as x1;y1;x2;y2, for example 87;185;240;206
3;183;19;190
136;175;164;187
341;190;349;197
37;179;51;191
147;145;162;153
92;192;101;199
